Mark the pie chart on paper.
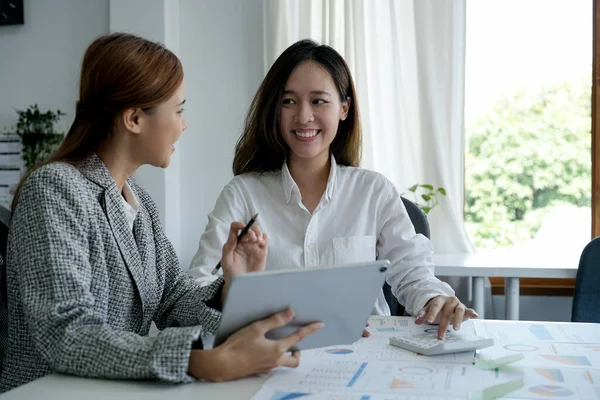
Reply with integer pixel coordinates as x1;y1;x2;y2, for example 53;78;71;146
325;348;354;355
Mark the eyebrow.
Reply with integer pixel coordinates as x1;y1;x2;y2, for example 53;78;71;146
283;90;332;96
176;100;186;106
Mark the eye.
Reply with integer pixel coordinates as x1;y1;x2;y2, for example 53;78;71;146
282;98;296;105
177;108;185;114
313;99;328;105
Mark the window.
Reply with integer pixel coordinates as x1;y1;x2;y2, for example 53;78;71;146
464;0;599;295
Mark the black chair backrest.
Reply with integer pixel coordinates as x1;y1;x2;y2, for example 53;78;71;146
571;236;600;323
382;197;430;316
0;204;10;372
0;204;10;301
0;205;10;260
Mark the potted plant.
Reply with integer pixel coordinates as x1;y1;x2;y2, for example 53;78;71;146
13;104;65;170
406;184;447;215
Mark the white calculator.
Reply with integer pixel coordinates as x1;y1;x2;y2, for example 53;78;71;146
389;333;494;356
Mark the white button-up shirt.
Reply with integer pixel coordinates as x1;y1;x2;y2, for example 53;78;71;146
121;181;139;231
189;157;454;315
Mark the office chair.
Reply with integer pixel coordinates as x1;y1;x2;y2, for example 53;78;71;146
0;204;11;371
571;236;600;323
382;197;430;316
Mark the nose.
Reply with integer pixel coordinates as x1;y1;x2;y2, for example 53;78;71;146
295;103;314;124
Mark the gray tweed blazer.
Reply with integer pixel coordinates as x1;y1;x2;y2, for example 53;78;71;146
0;155;224;392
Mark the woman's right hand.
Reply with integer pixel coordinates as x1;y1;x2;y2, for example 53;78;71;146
221;221;268;278
219;221;268;304
188;309;324;382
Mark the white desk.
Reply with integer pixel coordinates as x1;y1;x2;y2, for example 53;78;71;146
433;251;579;320
3;319;599;400
0;374;266;400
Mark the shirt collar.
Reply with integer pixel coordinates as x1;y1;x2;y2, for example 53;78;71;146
121;181;140;213
281;154;338;204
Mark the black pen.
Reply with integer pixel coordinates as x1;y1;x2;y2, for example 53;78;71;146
211;213;259;275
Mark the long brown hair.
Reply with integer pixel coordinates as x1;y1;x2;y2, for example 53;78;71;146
233;39;361;175
11;32;183;213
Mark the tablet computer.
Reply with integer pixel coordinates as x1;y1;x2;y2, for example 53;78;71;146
212;260;390;351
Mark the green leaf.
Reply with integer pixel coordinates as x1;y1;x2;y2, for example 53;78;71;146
422;194;432;201
438;187;447;195
408;184;418;192
421;206;432;214
420;184;434;191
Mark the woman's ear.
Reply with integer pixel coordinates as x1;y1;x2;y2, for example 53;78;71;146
340;97;351;121
122;108;143;134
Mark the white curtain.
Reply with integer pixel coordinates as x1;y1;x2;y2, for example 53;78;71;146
264;0;479;307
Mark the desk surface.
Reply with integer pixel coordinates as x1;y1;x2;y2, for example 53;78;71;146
3;319;599;400
0;374;265;400
433;251;579;278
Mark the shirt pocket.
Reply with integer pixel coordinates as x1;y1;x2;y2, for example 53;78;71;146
332;235;377;265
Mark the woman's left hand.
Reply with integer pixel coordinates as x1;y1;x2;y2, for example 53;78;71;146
414;295;478;339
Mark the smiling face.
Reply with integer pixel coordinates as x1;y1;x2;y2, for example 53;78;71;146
279;60;349;166
136;81;187;168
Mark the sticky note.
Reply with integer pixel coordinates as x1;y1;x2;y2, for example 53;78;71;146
475;353;525;370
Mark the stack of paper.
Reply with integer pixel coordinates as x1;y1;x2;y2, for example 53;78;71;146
250;317;600;400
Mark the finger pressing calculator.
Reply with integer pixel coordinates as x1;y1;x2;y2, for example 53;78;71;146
389;333;494;356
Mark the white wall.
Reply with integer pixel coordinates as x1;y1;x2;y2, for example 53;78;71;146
0;1;571;323
0;0;109;129
177;0;264;268
0;0;263;267
108;0;184;257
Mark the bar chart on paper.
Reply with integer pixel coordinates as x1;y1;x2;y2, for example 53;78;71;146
296;362;369;389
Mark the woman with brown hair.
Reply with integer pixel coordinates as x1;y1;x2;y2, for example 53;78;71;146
190;39;477;339
0;33;322;393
